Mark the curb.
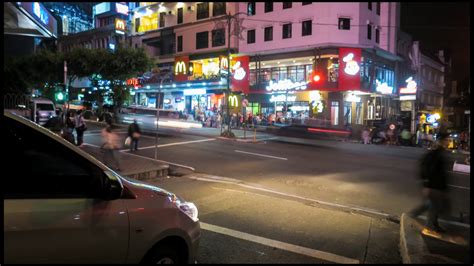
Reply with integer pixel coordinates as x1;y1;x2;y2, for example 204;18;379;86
399;213;460;264
122;165;169;181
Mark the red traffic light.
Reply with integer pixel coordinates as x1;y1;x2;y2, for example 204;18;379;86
313;74;321;82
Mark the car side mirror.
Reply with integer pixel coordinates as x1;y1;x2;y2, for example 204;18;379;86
101;171;124;200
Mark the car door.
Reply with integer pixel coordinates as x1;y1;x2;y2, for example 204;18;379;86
4;115;129;264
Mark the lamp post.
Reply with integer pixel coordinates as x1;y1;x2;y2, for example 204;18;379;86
154;79;164;160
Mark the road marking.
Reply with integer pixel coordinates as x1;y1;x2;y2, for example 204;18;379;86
120;138;215;152
234;150;288;161
200;222;359;264
448;185;470;190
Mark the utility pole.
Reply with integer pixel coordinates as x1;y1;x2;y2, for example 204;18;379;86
155;79;163;160
226;12;232;133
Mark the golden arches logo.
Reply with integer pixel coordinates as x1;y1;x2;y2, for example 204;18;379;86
175;61;186;75
115;19;125;31
228;95;238;107
220;57;228;69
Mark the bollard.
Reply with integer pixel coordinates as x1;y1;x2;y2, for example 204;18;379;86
253;127;257;142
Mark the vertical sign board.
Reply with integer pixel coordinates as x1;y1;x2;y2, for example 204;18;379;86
230;56;250;94
338;48;362;91
174;56;189;82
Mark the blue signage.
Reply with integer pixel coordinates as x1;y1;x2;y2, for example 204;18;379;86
33;2;49;25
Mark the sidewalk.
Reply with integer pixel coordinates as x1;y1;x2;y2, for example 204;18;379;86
399;213;470;264
80;143;169;180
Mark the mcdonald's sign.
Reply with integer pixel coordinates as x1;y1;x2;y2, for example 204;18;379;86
174;56;189;82
115;18;126;34
228;95;239;108
175;61;186;75
220;56;228;70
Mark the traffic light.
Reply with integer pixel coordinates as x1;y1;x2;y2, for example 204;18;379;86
55;91;64;101
309;71;323;90
313;73;321;82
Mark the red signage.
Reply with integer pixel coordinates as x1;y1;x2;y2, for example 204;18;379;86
230;56;250;94
174;56;189;82
338;48;362;91
127;78;141;88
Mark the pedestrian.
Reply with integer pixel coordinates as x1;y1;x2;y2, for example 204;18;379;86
74;109;87;147
400;128;412;146
408;132;451;233
101;125;121;171
386;126;395;145
362;127;370;144
63;111;76;145
128;119;141;152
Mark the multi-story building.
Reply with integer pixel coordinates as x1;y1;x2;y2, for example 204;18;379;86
43;2;94;37
237;2;403;131
130;2;241;112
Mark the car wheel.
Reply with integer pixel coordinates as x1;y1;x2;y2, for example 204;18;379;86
144;244;182;264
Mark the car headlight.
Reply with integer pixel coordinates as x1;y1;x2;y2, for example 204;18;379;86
170;195;199;222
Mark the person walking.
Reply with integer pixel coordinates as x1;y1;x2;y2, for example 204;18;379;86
64;111;76;145
362;127;370;144
408;132;450;233
101;125;121;171
128;119;141;152
74;109;87;147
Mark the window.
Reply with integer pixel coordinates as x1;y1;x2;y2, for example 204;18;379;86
283;2;292;9
196;31;209;49
344;102;352;125
376;2;380;15
212;28;225;47
247;29;256;44
197;2;209;20
213;2;226;16
338;18;350;30
368;2;372;10
159;12;165;27
265;2;273;13
375;28;380;43
302;20;312;36
247;2;256;16
177;36;183;52
367;24;372;40
302;2;312;5
177;7;183;24
331;101;339;126
5;117;104;199
264;26;273;41
282;23;292;39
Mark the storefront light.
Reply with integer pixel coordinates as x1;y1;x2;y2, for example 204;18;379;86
187;83;191;87
172;84;177;88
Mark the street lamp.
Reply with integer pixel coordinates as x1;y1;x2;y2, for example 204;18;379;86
154;78;165;160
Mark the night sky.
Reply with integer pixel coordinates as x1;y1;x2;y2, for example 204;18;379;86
400;2;470;83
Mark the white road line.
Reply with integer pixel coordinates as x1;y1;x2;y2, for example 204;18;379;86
235;150;288;160
448;185;470;190
200;222;359;264
119;138;216;152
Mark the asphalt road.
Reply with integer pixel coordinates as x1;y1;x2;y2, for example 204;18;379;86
83;124;469;263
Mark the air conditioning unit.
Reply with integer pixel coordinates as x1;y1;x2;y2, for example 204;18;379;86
187;6;194;12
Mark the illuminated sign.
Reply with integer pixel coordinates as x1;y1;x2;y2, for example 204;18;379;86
175;61;187;75
116;3;129;15
345;93;361;102
183;89;206;96
266;79;308;92
202;61;220;76
270;94;297;103
220;57;229;70
93;2;111;16
427;113;441;124
399;77;417;94
399;95;416;101
228;95;239;107
163;99;171;104
342;53;360;75
232;61;246;81
33;2;49;25
115;18;126;34
375;80;394;94
127;78;141;88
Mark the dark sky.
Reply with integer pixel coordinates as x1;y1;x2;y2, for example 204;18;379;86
400;2;470;82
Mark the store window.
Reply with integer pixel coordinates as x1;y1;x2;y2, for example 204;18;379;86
196;31;209;49
212;28;225;47
288;66;297;82
302;20;312;36
282;23;292;39
331;101;339;126
355;102;363;125
247;2;256;16
247;29;256;44
344;102;352;125
327;58;339;82
213;2;226;16
296;66;305;82
197;2;209;20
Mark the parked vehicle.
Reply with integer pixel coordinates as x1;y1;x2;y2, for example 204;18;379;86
5;98;56;126
4;111;200;264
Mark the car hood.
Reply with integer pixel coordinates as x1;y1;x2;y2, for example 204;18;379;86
119;175;176;198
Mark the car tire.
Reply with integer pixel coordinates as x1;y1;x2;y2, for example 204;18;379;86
143;244;183;264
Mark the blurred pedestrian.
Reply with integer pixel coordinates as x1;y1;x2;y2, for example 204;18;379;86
74;109;87;147
408;132;450;233
128;119;141;152
101;125;121;171
362;127;370;144
63;111;76;145
400;128;412;146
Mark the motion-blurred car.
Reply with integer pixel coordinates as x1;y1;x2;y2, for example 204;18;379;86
4;111;200;264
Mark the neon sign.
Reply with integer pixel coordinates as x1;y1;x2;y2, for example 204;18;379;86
115;18;126;34
399;77;417;94
175;61;187;75
183;89;206;96
232;61;246;81
342;53;360;75
116;3;129;15
375;80;394;94
228;95;239;107
266;79;307;92
270;94;296;103
33;2;49;25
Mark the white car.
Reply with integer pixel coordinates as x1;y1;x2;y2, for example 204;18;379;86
4;111;201;264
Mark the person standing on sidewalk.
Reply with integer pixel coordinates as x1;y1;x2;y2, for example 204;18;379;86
74;109;87;147
101;125;121;171
408;132;450;233
128;119;141;152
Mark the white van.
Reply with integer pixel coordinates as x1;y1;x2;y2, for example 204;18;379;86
4;111;201;264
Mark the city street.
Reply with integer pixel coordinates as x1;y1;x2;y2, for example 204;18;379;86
83;124;469;263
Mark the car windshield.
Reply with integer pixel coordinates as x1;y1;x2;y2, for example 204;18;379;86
37;103;54;111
